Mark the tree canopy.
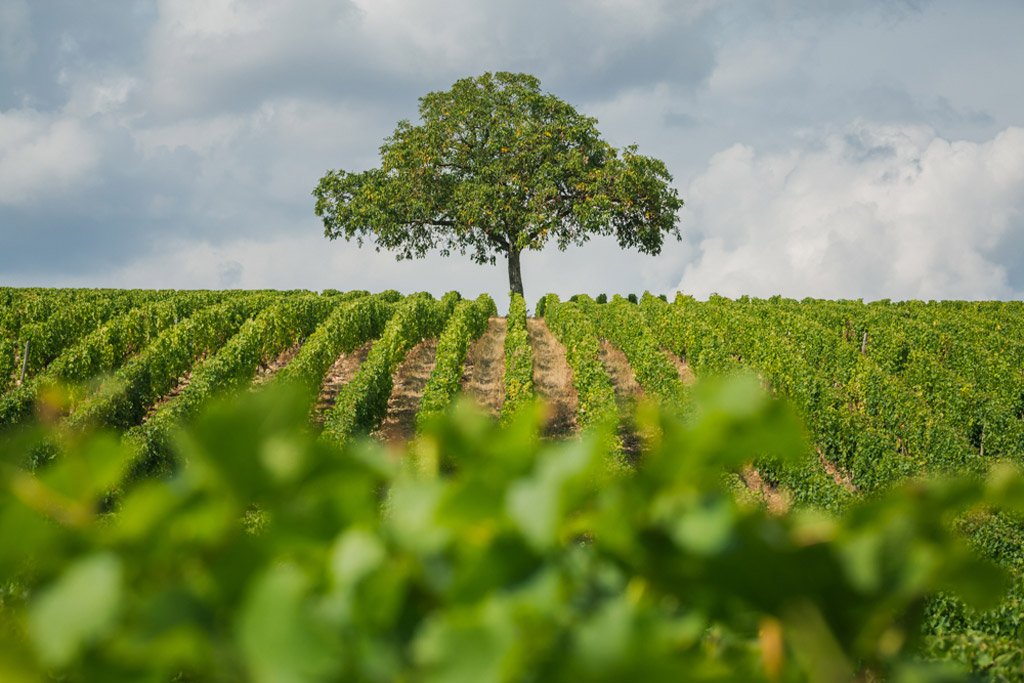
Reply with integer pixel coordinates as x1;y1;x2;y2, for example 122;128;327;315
314;72;683;297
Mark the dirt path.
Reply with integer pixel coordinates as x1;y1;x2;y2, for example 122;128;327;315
741;465;791;515
598;339;645;458
461;317;506;417
662;347;697;385
313;341;373;426
374;338;438;447
140;350;211;424
142;369;194;424
252;343;303;388
527;318;579;438
818;448;858;493
599;340;644;402
145;343;303;422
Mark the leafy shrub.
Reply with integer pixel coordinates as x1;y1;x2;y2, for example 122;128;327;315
323;293;450;443
0;339;15;395
535;295;547;318
0;377;1017;680
501;293;534;423
591;295;687;411
418;294;494;429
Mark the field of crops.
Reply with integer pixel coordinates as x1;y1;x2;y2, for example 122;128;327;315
2;286;1024;681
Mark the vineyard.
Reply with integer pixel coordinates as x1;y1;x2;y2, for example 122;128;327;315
2;286;1024;681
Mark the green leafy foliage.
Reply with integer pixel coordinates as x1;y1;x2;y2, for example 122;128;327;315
322;293;453;443
2;290;179;388
6;288;1024;680
0;292;228;429
0;339;14;395
635;292;1024;675
0;288;167;341
269;291;399;406
313;72;683;295
27;552;123;668
501;293;534;423
18;302;132;379
797;298;1024;463
535;294;547;318
60;295;275;435
418;294;496;430
589;294;687;411
123;294;337;479
0;377;1019;681
639;293;990;509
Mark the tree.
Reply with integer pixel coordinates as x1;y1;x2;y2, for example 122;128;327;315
313;72;683;297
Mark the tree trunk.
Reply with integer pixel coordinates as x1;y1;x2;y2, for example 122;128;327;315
507;247;524;298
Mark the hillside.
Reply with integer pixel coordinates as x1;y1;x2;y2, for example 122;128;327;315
2;287;1023;680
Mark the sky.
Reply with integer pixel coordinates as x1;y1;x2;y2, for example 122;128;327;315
1;0;1023;309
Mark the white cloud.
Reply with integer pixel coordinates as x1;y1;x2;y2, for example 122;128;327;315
143;0;362;115
64;73;137;118
139;0;719;120
0;110;99;205
677;123;1024;300
90;231;508;295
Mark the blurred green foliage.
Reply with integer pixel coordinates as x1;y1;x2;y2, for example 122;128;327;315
1;376;1022;681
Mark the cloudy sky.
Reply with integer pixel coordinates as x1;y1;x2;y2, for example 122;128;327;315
1;0;1022;307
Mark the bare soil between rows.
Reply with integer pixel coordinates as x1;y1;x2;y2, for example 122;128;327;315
142;369;194;425
461;317;506;417
313;341;373;426
252;342;303;388
818;449;858;493
140;350;211;424
527;318;579;438
374;338;439;447
662;348;697;386
597;339;645;459
741;466;791;515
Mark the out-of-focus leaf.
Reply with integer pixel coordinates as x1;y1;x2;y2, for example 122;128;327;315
388;477;449;554
413;603;514;683
506;439;597;551
329;527;386;587
663;495;736;556
238;563;342;683
27;552;123;668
